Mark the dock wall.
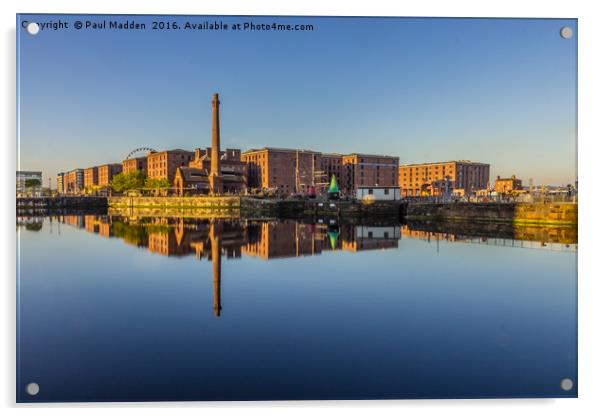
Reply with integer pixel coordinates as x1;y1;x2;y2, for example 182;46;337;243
406;202;577;225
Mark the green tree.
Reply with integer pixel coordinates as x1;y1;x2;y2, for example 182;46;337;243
144;177;171;189
110;173;127;193
110;170;147;193
24;178;41;188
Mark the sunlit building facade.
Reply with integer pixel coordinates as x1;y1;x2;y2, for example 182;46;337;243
399;160;490;197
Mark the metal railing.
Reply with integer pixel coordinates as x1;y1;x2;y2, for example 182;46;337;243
401;194;578;204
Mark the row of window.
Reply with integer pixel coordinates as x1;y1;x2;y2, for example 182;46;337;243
365;189;392;195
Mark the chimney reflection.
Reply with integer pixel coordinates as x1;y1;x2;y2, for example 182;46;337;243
209;220;222;317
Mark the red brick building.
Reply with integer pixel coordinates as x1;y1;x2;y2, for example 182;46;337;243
83;167;98;189
241;148;398;196
341;154;399;195
64;169;84;194
319;153;344;191
494;175;522;193
122;157;148;175
147;149;194;182
399;160;490;197
241;148;321;195
98;163;123;188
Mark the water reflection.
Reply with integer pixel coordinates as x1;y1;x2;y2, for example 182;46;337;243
29;215;408;258
16;212;578;401
17;213;577;319
17;213;577;256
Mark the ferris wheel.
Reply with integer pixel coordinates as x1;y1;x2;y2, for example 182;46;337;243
125;147;157;159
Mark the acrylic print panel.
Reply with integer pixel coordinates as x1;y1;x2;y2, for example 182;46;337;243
16;14;577;402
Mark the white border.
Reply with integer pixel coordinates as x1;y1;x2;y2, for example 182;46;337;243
3;1;601;415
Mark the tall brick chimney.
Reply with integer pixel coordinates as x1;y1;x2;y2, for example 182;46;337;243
209;93;223;194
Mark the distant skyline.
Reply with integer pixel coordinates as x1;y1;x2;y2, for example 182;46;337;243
17;15;577;187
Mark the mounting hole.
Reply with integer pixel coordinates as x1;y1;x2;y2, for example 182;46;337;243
25;382;40;396
560;378;574;391
560;26;573;39
26;22;40;36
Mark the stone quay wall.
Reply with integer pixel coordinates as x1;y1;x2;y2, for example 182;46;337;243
103;197;578;226
17;196;108;209
240;198;400;218
514;202;577;225
406;202;577;225
108;196;401;218
109;196;241;210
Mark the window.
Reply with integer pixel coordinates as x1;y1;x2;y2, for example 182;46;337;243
384;189;389;195
368;189;373;195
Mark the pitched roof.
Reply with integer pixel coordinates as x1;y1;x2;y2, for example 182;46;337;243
176;166;209;182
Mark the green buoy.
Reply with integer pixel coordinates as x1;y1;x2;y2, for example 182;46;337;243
327;230;339;250
327;175;340;199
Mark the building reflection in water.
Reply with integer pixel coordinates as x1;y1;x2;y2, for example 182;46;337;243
37;215;405;317
22;214;576;317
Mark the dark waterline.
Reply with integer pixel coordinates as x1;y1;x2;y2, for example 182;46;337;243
16;214;577;402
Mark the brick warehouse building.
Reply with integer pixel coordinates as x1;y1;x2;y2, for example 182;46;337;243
63;169;84;194
341;154;399;194
494;175;522;194
147;149;195;182
398;160;490;197
122;156;148;175
97;163;123;188
320;153;345;188
83;166;99;189
241;148;398;196
241;148;322;195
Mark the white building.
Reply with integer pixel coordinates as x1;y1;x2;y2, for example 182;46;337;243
356;225;401;240
16;171;42;195
356;186;401;201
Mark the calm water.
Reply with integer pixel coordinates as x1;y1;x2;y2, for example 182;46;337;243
16;214;577;402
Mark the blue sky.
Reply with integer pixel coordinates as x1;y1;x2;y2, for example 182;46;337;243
17;15;577;186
